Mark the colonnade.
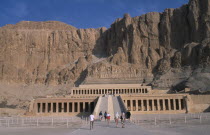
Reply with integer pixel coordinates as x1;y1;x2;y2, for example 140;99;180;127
72;88;149;95
36;101;96;114
123;98;185;112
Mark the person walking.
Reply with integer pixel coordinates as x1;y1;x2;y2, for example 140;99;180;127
99;111;103;121
115;112;120;127
104;111;107;121
89;113;94;130
106;112;111;126
120;112;125;128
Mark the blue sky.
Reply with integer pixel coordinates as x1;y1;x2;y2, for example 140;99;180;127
0;0;189;29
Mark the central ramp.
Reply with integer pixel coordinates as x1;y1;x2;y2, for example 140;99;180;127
93;96;108;118
93;95;126;120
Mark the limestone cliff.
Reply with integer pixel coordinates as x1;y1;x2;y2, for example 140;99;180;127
0;0;209;93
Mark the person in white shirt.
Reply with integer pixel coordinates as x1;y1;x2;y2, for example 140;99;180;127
106;112;111;126
89;114;95;130
115;112;120;127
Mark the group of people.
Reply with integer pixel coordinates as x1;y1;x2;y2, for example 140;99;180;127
89;110;131;130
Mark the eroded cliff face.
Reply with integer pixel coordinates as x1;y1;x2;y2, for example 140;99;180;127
0;0;209;92
0;21;107;85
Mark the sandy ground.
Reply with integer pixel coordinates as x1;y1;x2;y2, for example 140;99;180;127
1;113;210;135
1;120;210;135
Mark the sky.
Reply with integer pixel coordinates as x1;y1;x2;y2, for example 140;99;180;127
0;0;189;29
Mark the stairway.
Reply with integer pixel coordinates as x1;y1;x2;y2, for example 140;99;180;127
93;95;126;120
112;96;127;116
93;96;108;119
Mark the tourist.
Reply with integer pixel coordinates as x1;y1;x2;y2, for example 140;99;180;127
106;112;111;125
120;112;125;128
89;113;94;130
104;111;107;121
99;111;103;121
115;112;120;127
126;111;131;122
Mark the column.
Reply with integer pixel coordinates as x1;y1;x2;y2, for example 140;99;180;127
130;100;133;111
141;100;143;111
163;99;166;111
174;99;177;110
83;102;85;112
178;99;182;110
67;102;69;113
40;102;43;113
78;102;80;112
72;102;75;112
152;100;154;111
51;102;53;113
168;99;171;111
56;102;59;113
146;100;149;111
46;102;48;113
61;102;64;113
136;100;138;111
157;99;160;111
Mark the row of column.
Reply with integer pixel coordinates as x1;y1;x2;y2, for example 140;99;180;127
72;88;148;95
124;98;185;112
36;101;96;114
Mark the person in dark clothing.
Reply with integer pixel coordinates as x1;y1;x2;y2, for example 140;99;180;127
126;111;131;121
99;111;103;121
104;111;107;121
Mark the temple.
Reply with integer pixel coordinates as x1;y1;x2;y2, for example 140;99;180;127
28;83;210;117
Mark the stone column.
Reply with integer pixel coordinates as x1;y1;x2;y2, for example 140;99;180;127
140;100;143;111
61;102;64;113
174;99;177;110
157;99;160;111
136;100;138;111
168;99;171;111
46;102;48;113
83;102;85;112
130;100;133;111
78;102;80;113
51;102;53;113
56;102;59;113
152;100;154;111
146;100;149;111
40;102;43;113
163;99;166;111
67;102;69;113
178;99;182;110
72;102;75;112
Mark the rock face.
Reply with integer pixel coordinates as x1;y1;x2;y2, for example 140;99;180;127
0;0;210;92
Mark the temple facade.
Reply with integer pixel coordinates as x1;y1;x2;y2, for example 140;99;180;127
28;84;210;116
